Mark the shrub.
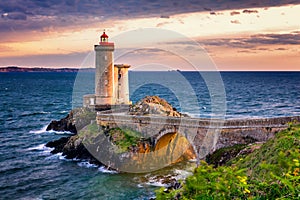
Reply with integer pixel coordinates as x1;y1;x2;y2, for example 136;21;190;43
156;123;300;199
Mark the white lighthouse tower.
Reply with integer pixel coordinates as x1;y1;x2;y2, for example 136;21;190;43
95;31;115;106
83;31;131;110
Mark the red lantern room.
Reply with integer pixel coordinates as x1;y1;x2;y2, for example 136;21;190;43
100;31;108;43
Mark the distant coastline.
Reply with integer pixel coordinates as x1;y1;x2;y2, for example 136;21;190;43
1;67;300;73
0;66;94;73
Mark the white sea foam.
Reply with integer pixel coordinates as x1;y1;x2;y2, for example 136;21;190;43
145;180;167;187
77;161;98;168
173;169;193;180
98;166;118;174
26;143;53;155
58;110;69;114
143;175;169;187
47;130;73;135
29;125;73;135
45;152;67;160
29;125;48;134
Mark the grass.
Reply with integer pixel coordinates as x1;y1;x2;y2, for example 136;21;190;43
79;122;142;153
108;127;142;153
156;123;300;200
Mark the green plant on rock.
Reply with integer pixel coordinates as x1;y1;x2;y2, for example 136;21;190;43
156;123;300;199
108;127;142;153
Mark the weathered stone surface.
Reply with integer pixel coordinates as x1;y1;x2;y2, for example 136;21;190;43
128;96;187;117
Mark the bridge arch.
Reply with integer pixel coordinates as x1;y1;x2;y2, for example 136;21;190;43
153;131;196;162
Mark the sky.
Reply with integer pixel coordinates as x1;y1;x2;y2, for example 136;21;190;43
0;0;299;71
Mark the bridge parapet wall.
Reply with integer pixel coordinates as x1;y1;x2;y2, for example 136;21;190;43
97;113;300;158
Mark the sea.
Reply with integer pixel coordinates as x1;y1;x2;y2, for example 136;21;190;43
1;71;300;199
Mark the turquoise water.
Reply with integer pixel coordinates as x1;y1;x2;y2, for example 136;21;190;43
1;71;300;199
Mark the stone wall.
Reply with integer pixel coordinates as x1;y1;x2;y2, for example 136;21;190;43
97;113;300;158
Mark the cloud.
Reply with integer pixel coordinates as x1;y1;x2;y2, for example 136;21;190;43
1;12;27;20
230;20;241;24
203;7;212;11
246;33;300;45
230;11;240;16
237;50;256;53
0;0;298;33
160;15;170;19
156;21;172;27
0;51;90;67
275;47;287;50
210;11;224;15
199;32;300;48
0;44;13;52
242;9;259;14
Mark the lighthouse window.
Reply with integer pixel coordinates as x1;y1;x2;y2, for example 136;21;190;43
104;55;107;60
104;80;108;85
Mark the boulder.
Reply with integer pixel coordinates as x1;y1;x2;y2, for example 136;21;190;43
46;137;70;154
128;96;188;117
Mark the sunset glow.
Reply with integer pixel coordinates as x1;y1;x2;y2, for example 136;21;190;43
0;1;299;70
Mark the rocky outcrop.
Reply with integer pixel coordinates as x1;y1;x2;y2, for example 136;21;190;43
46;107;98;162
46;113;77;133
128;96;188;117
46;107;96;133
46;97;191;170
46;137;70;154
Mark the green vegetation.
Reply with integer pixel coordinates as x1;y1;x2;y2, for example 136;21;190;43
206;143;248;167
79;122;143;153
87;121;98;133
108;127;142;153
156;123;300;199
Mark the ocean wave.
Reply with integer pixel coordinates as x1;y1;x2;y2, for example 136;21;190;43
45;153;68;161
47;130;73;135
98;166;118;174
29;125;73;135
26;143;53;155
145;180;168;187
77;161;98;168
57;110;69;114
29;126;48;134
143;174;170;187
173;169;193;180
20;111;50;117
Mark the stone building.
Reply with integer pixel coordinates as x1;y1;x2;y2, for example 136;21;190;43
83;31;131;110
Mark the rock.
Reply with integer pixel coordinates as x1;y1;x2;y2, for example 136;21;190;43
46;113;77;133
46;107;96;134
62;135;97;162
46;134;101;165
46;137;70;154
128;96;188;117
205;144;248;167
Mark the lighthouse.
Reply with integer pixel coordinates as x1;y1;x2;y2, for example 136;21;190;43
83;31;131;110
95;31;115;106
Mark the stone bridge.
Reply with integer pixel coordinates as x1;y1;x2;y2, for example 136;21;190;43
96;112;300;162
